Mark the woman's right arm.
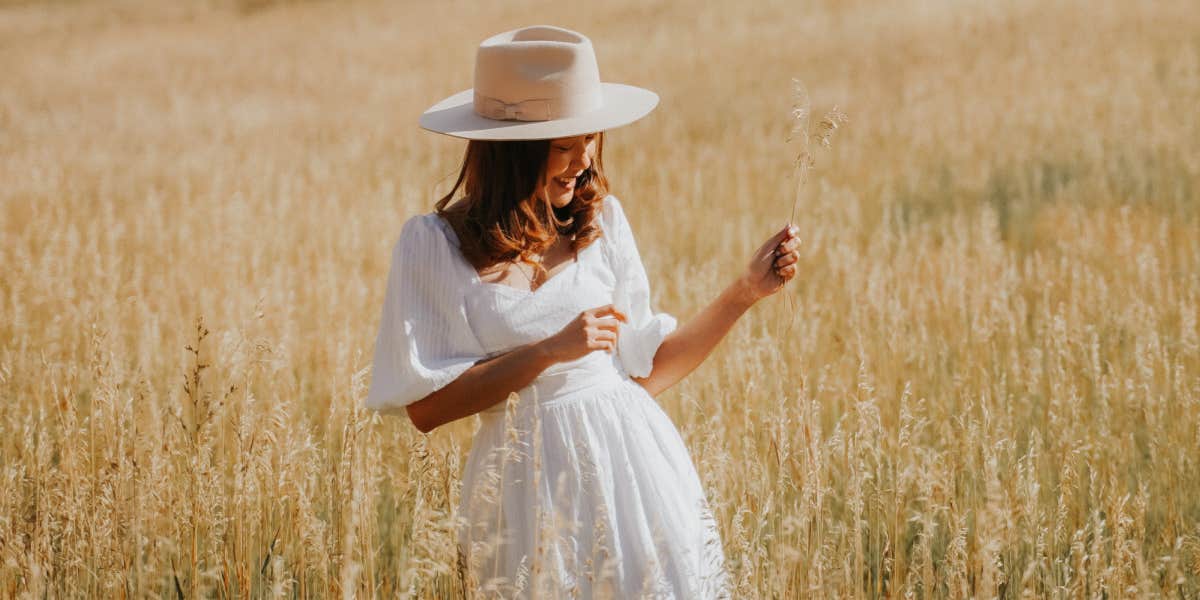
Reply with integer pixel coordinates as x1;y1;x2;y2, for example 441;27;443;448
405;341;553;433
405;304;627;433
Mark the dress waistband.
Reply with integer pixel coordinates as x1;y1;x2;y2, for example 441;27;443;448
479;357;631;417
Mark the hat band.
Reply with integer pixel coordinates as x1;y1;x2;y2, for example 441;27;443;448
474;89;602;122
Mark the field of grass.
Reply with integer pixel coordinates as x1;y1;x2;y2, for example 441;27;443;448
2;0;1198;597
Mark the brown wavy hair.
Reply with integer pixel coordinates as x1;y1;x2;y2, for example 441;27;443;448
434;133;608;279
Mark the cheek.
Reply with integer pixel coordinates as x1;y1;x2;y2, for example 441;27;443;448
545;153;570;177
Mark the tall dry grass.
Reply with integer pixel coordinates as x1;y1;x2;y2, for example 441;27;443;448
1;0;1198;597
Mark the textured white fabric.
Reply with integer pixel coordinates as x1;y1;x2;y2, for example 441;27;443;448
364;213;490;414
599;196;679;378
364;195;728;598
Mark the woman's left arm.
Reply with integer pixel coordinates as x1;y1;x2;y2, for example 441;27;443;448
631;224;801;397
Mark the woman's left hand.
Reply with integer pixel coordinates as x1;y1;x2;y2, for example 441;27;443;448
739;224;802;302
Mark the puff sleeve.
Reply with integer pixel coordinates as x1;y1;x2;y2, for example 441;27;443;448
600;195;678;379
364;214;488;415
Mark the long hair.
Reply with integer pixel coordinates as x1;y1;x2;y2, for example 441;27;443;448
434;133;608;279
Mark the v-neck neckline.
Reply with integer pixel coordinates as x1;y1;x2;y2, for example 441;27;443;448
431;213;588;296
477;259;582;296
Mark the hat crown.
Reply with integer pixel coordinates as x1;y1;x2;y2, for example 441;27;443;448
472;26;603;122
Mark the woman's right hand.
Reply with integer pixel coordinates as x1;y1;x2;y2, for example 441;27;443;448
539;304;628;363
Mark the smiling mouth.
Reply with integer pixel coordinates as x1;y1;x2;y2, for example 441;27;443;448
553;175;577;190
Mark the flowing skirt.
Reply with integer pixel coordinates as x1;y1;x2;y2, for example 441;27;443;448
457;377;729;599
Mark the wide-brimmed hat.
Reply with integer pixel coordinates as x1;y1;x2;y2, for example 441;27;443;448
418;26;658;141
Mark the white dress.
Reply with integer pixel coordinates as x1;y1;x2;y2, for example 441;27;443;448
365;195;729;598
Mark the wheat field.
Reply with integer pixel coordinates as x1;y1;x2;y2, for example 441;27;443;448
2;0;1198;597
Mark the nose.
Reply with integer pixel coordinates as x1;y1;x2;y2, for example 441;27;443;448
570;147;591;173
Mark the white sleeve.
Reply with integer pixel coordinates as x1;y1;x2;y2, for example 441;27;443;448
600;195;678;379
364;215;488;415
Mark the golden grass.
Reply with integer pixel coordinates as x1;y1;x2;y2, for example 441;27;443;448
1;0;1198;596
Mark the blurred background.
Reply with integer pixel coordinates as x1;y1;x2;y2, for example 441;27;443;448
2;0;1197;597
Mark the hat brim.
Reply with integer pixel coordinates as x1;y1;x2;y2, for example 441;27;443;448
419;83;658;141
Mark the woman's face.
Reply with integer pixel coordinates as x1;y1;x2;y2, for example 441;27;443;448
540;133;598;208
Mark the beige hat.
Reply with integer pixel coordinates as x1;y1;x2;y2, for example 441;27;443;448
419;26;659;141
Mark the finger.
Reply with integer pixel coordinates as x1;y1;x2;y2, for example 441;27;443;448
758;227;790;259
767;225;792;247
777;264;797;279
584;305;611;324
586;303;613;316
591;332;617;353
774;238;801;256
593;329;617;344
774;252;798;268
593;319;621;333
593;304;628;322
772;229;801;258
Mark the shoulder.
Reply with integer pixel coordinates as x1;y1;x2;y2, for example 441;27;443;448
598;194;629;233
595;195;641;264
384;212;471;292
393;212;453;256
599;194;625;220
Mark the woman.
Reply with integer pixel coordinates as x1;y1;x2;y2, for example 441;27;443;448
365;26;801;598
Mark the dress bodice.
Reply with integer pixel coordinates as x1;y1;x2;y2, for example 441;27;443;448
462;240;614;354
444;221;632;407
